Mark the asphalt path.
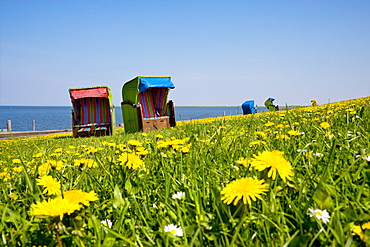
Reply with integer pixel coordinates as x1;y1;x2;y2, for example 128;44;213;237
0;129;71;139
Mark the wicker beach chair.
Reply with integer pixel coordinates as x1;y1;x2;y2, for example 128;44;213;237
121;76;176;133
242;100;257;114
69;86;116;137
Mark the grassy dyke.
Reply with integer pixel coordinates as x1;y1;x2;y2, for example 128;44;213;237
0;96;369;246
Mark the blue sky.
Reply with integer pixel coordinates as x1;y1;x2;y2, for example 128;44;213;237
1;0;369;107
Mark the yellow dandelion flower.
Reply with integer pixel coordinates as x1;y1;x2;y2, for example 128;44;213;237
12;159;21;164
265;121;274;127
13;166;24;172
275;134;290;140
352;222;370;241
136;147;149;155
74;158;97;168
44;160;64;170
235;157;249;167
250;150;293;181
31;197;80;220
249;140;266;146
86;147;98;154
255;131;267;139
287;130;302;136
38;163;51;175
118;152;144;170
325;132;334;139
36;175;61;195
61;190;99;207
155;134;164;139
181;144;192;153
221;177;268;205
172;144;182;150
127;140;142;146
320;122;330;129
33;152;43;158
157;140;170;148
86;159;97;168
102;142;116;147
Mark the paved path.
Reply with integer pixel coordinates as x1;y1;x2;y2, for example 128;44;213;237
0;129;71;139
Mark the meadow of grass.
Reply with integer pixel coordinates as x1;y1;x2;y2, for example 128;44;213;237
0;96;370;247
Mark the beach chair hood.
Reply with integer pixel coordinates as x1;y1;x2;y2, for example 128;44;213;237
138;77;175;92
70;87;109;100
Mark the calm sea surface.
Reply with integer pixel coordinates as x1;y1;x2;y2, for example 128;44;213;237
0;106;267;131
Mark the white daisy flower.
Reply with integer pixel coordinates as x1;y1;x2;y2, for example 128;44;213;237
313;153;324;157
164;224;183;236
363;156;370;162
172;192;185;200
308;208;330;224
101;219;113;228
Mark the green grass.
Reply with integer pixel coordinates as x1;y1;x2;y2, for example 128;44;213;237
1;96;370;246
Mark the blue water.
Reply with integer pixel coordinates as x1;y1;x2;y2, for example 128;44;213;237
0;106;267;131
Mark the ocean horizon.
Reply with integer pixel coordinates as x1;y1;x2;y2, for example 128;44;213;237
0;105;268;132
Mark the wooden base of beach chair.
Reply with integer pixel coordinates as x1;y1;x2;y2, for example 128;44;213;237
73;127;91;138
142;118;170;132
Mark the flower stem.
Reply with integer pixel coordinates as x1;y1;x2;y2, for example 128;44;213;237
55;231;63;247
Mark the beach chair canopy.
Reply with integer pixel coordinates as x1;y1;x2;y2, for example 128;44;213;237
70;87;109;100
138;77;175;92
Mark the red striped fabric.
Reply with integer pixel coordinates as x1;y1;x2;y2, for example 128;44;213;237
139;90;156;118
75;98;111;125
154;88;169;116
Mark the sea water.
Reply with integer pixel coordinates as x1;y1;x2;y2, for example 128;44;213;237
0;106;267;131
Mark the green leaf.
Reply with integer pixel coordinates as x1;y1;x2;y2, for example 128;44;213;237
113;185;124;209
313;188;334;210
288;233;312;247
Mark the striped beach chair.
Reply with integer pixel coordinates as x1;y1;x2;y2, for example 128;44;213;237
121;76;175;133
69;86;115;137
